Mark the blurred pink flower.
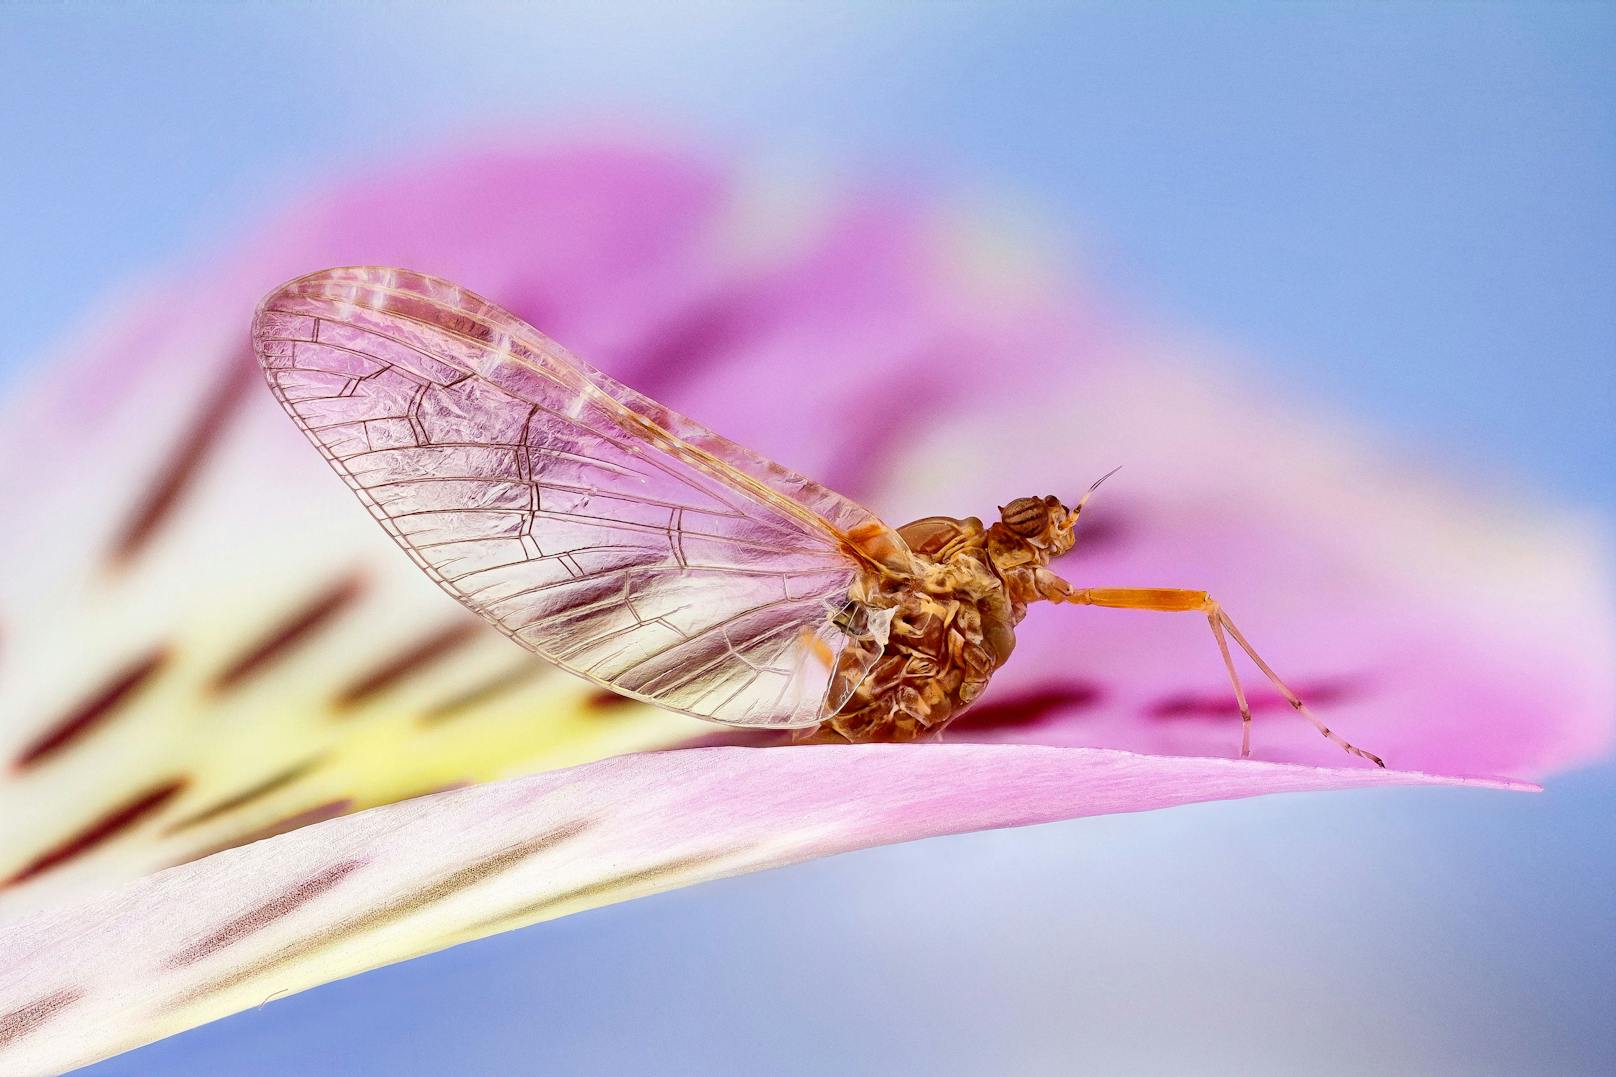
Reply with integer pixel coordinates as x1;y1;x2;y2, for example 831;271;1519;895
0;142;1609;1072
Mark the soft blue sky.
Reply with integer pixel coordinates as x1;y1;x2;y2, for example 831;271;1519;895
3;3;1612;1074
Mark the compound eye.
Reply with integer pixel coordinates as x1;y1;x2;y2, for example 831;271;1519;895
1000;496;1048;537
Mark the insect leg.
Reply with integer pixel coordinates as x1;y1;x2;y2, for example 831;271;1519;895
1207;612;1253;759
1064;588;1384;767
1213;606;1384;767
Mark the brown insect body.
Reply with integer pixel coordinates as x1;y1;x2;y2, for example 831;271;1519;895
824;496;1077;742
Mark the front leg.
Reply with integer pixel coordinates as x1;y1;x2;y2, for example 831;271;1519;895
1008;565;1077;605
1063;587;1384;768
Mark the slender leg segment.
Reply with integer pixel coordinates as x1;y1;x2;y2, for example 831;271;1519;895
1207;614;1252;759
1064;588;1384;767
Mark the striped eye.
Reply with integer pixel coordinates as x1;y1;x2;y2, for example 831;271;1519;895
999;496;1050;537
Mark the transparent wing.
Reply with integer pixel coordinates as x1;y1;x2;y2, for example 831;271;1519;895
251;266;906;728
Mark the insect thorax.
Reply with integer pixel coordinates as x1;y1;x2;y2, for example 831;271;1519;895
821;515;1050;742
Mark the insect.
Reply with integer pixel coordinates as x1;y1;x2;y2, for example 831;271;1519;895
252;266;1384;767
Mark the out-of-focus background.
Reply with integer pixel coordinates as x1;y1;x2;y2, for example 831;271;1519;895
3;3;1611;1074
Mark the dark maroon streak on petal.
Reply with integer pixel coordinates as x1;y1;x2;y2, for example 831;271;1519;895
419;662;549;724
170;822;592;1005
953;681;1107;731
164;859;368;967
3;781;187;888
618;289;767;401
108;349;257;568
584;688;640;712
1148;678;1361;720
813;356;940;502
211;574;366;692
162;758;325;835
195;799;357;861
467;849;741;934
11;649;170;771
0;988;84;1050
332;620;483;712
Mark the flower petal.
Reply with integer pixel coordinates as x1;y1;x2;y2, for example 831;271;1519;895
0;145;1062;912
917;357;1616;778
0;743;1528;1076
2;138;1610;927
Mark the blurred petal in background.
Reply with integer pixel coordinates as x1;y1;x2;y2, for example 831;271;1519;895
2;4;1613;1075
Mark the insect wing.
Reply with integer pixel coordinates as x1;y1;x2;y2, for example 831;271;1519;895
252;267;900;728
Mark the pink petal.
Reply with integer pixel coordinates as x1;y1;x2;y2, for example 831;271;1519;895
0;137;1606;922
0;743;1528;1076
918;361;1615;778
0;143;1125;912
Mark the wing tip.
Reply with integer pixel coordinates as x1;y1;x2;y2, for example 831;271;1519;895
256;266;480;309
250;266;507;358
250;267;404;371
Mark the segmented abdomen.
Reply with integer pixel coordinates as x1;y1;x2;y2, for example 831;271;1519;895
820;550;1018;742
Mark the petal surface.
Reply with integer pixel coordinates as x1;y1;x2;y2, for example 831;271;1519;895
0;743;1528;1077
916;356;1616;778
0;141;1610;928
0;145;1071;912
0;139;1606;1072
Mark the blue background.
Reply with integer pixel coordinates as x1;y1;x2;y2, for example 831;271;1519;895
4;3;1612;1074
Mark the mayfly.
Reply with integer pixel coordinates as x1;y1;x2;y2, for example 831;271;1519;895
251;266;1383;766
